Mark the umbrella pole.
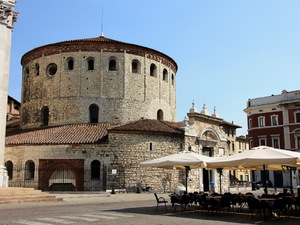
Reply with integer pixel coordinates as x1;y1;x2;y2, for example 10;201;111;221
185;166;189;193
263;164;268;195
217;168;223;194
219;173;222;194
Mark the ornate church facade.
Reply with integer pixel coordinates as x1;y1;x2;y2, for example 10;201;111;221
5;35;244;193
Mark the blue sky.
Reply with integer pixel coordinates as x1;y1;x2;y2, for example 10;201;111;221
9;0;300;135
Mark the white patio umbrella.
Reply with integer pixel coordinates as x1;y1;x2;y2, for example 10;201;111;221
140;151;213;193
206;146;300;194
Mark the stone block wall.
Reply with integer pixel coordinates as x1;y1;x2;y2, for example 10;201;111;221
5;131;187;192
20;41;177;129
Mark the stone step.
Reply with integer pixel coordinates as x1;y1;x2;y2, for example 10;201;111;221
0;188;63;204
0;197;63;204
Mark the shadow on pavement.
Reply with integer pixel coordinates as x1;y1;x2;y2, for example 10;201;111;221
101;205;300;225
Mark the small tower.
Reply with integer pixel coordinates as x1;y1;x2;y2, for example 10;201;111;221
0;0;18;187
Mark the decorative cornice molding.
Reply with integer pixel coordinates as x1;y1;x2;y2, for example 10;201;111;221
0;0;18;29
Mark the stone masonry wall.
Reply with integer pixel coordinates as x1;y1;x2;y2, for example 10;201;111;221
21;49;176;128
5;132;186;192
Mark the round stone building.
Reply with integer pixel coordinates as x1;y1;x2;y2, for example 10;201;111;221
20;35;177;128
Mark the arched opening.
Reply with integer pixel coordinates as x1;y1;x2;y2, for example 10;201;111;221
67;58;74;70
41;106;49;126
91;160;101;179
89;104;99;123
49;168;75;191
150;63;157;77
24;160;35;180
109;59;117;71
157;109;164;120
5;161;13;180
87;58;94;71
171;74;174;85
132;60;140;73
163;69;168;81
35;63;40;76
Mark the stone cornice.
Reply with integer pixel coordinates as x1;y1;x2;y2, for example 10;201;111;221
0;0;18;29
21;37;178;72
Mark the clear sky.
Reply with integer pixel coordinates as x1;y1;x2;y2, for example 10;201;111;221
9;0;300;136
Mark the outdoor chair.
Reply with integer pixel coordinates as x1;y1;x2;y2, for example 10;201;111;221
154;193;168;212
273;197;290;219
246;196;262;218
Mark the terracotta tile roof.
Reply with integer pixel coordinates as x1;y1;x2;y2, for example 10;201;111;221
219;120;242;128
108;119;184;135
5;124;110;145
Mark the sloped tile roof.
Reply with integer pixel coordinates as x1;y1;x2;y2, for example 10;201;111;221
5;124;110;145
109;119;184;135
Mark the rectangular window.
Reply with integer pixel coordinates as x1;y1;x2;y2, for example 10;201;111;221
297;136;300;149
271;115;278;126
258;117;265;127
272;137;280;148
259;138;266;146
248;118;252;128
296;112;300;123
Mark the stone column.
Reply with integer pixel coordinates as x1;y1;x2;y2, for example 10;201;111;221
0;0;18;187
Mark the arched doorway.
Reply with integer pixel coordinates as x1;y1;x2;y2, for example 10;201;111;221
199;129;220;192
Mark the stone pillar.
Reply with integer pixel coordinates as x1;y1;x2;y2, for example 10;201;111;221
281;104;291;149
0;0;18;187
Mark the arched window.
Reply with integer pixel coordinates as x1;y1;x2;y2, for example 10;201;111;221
109;59;117;71
24;160;35;180
35;63;40;76
163;69;168;81
171;74;174;85
87;58;94;71
157;109;164;120
150;63;157;77
41;106;49;126
91;160;101;179
67;58;74;70
5;161;13;180
89;104;99;123
131;60;140;73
